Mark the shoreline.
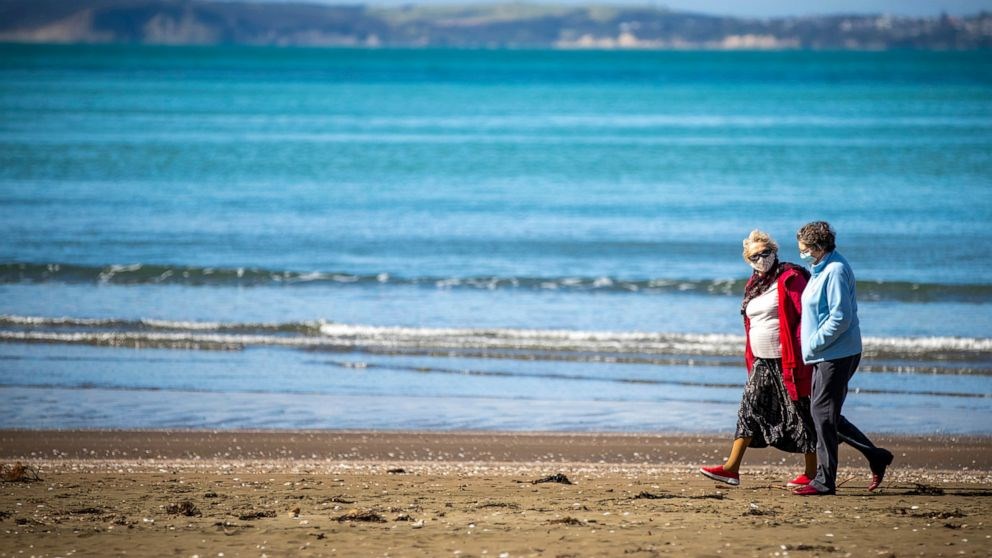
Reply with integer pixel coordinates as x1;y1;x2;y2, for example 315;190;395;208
3;430;991;556
3;429;990;471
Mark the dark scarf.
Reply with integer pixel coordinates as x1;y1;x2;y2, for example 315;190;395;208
741;259;810;316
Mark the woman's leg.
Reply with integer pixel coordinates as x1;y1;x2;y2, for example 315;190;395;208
803;452;817;478
723;437;752;472
700;437;749;485
828;354;894;489
702;358;766;484
807;354;859;493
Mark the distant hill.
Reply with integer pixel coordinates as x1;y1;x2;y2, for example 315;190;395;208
1;0;990;49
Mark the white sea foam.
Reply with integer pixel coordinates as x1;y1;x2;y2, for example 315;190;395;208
97;263;143;282
865;336;992;353
140;318;227;331
1;314;990;363
0;315;120;326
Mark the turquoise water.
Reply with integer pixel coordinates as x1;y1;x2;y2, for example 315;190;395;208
1;45;990;433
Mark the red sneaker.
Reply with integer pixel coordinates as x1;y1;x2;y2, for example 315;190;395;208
786;474;812;488
699;465;740;486
793;485;833;496
868;449;894;492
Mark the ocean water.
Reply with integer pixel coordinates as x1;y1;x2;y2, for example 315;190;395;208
1;45;990;434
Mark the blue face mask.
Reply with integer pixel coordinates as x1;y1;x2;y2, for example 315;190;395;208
799;250;816;264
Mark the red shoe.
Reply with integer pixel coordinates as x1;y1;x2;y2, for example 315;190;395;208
786;474;812;488
868;449;894;492
793;485;833;496
699;465;740;486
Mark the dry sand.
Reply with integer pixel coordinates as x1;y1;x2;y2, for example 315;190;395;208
1;430;990;557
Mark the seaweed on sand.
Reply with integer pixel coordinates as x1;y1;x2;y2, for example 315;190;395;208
0;463;41;483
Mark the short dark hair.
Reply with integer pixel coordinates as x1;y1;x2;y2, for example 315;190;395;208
797;221;836;252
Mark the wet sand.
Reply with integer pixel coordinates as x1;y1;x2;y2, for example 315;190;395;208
2;430;990;557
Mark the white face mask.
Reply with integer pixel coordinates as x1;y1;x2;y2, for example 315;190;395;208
749;253;775;273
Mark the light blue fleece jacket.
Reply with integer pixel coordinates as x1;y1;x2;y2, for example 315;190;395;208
800;250;862;364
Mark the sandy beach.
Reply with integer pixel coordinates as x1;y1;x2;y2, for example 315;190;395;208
1;430;990;557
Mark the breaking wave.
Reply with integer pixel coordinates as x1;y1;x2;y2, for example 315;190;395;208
1;314;989;374
2;262;991;302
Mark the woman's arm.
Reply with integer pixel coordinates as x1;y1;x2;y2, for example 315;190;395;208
808;264;854;353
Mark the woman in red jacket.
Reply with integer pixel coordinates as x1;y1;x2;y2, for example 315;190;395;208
700;230;817;487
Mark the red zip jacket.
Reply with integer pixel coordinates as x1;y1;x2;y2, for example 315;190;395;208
743;267;813;400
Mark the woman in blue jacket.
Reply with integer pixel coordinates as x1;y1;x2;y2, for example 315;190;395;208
792;221;893;496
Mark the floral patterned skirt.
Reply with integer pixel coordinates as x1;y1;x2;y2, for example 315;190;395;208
735;357;817;453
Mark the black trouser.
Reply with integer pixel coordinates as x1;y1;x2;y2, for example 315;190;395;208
809;353;883;492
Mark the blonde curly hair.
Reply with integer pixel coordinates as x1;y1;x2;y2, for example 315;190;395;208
742;229;778;262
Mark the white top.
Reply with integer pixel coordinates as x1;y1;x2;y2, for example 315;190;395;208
746;282;781;359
